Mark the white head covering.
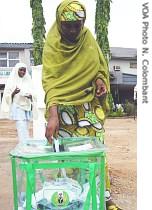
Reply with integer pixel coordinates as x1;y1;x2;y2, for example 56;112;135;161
6;62;31;90
0;62;37;119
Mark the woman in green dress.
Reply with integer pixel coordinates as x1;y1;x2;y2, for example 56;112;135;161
42;1;122;209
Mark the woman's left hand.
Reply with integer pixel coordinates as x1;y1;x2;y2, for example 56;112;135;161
25;94;32;100
95;78;107;97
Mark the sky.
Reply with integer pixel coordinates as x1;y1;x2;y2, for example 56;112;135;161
0;0;138;48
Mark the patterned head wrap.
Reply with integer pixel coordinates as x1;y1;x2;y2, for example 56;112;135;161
61;1;85;21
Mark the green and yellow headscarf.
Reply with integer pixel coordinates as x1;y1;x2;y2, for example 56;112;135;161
42;0;110;119
61;1;85;21
56;0;86;33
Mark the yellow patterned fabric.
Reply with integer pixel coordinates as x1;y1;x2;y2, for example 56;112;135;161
57;98;105;140
57;98;111;191
61;1;85;21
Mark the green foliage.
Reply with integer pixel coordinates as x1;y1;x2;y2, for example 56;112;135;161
108;111;126;117
117;105;124;115
124;100;136;116
95;0;111;62
95;0;112;111
30;0;46;65
108;100;137;117
107;93;114;112
108;103;126;117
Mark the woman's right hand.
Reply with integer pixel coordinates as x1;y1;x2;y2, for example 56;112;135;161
12;87;20;100
45;106;59;144
13;87;20;95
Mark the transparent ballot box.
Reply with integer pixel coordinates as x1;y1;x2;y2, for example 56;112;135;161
10;137;106;210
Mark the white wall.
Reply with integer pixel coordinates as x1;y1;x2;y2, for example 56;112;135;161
19;49;31;71
32;65;46;139
109;59;137;75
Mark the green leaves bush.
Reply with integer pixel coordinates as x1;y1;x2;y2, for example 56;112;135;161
124;100;136;116
30;0;46;65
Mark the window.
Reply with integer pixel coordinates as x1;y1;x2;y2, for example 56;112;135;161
8;51;19;67
113;65;121;71
9;52;19;59
0;51;19;67
130;62;137;69
0;52;7;67
30;51;34;66
0;60;7;67
9;60;19;67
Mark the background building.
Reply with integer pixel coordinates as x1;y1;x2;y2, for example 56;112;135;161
0;43;33;103
109;47;137;104
0;43;137;105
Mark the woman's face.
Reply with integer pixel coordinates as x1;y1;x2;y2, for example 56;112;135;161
60;20;84;43
18;67;26;78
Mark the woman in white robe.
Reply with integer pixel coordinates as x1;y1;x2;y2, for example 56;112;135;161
1;62;37;143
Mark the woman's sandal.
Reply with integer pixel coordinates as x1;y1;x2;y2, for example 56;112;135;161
107;205;123;210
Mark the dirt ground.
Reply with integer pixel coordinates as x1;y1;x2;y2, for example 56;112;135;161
0;118;136;210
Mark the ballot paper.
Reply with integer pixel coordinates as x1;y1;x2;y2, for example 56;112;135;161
68;143;93;152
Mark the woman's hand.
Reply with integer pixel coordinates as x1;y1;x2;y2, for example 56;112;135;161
25;94;32;101
95;78;107;97
45;106;59;144
13;87;20;95
12;87;20;100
